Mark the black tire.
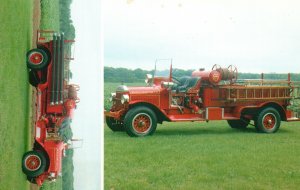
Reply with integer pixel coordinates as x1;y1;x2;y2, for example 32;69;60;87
26;176;37;184
227;118;250;129
106;116;124;131
124;106;157;137
28;70;40;87
22;151;47;177
255;107;281;133
26;48;49;70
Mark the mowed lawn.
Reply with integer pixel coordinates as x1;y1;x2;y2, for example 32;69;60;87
0;1;33;190
104;83;300;190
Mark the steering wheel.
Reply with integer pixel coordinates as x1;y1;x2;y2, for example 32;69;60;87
227;65;238;84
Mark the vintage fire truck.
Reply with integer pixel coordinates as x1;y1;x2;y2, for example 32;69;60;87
22;30;79;185
105;62;300;137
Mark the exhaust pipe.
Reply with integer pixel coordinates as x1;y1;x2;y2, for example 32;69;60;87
50;32;65;105
55;34;61;104
50;34;57;105
59;33;64;104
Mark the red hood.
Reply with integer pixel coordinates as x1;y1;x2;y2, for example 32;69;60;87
127;86;161;95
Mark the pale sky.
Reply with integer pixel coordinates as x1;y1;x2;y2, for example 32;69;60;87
104;0;300;73
71;0;102;189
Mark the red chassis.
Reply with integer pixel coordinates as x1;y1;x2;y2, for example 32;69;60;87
22;30;79;185
105;64;300;137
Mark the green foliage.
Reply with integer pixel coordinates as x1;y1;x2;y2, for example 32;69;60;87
62;149;74;190
104;67;150;83
105;121;300;189
104;67;300;83
59;0;75;39
40;178;62;190
0;0;33;189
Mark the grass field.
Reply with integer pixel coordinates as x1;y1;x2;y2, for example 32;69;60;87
40;0;60;31
104;83;300;189
0;1;34;190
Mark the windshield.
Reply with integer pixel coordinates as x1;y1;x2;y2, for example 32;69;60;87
154;59;172;78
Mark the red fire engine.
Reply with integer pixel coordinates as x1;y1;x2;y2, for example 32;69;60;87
105;62;300;137
22;30;79;185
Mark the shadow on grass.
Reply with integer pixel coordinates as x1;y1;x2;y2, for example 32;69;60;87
154;126;291;136
154;126;256;136
105;124;291;138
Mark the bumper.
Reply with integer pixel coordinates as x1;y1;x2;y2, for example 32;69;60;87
104;109;124;120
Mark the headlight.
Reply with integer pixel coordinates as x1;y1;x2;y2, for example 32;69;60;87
109;93;116;102
121;94;129;104
145;74;153;85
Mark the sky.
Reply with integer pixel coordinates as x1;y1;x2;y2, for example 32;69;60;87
71;0;102;189
104;0;300;73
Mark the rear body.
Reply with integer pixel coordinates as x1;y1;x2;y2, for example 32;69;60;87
22;30;79;185
105;64;300;137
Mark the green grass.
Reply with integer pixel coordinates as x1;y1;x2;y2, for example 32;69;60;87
105;82;300;189
0;1;33;190
41;178;62;190
105;121;300;190
40;0;60;31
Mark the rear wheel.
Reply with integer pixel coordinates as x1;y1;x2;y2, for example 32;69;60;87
255;107;281;133
28;70;40;87
26;48;49;70
22;151;46;177
106;116;124;131
26;176;37;184
227;118;250;129
124;106;157;137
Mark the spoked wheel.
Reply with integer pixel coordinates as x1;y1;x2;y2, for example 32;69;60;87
255;107;281;133
106;116;124;131
26;48;50;70
124;106;157;137
227;118;250;129
22;151;47;177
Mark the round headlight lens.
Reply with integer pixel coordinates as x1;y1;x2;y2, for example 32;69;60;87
109;93;116;102
121;94;129;104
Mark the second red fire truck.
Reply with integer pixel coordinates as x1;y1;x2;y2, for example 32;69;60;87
105;62;300;137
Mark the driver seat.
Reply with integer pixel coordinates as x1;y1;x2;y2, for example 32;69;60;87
177;77;201;93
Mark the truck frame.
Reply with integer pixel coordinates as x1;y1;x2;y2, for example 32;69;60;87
22;30;79;185
105;63;300;137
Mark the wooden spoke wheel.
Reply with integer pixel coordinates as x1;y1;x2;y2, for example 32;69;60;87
22;151;46;177
26;48;50;70
255;107;281;133
124;106;157;137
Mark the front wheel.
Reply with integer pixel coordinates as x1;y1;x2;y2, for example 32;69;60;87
22;151;47;177
106;116;124;131
124;106;157;137
26;48;49;70
255;107;281;133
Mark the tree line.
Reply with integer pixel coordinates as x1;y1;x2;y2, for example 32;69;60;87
59;0;75;39
104;66;300;83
